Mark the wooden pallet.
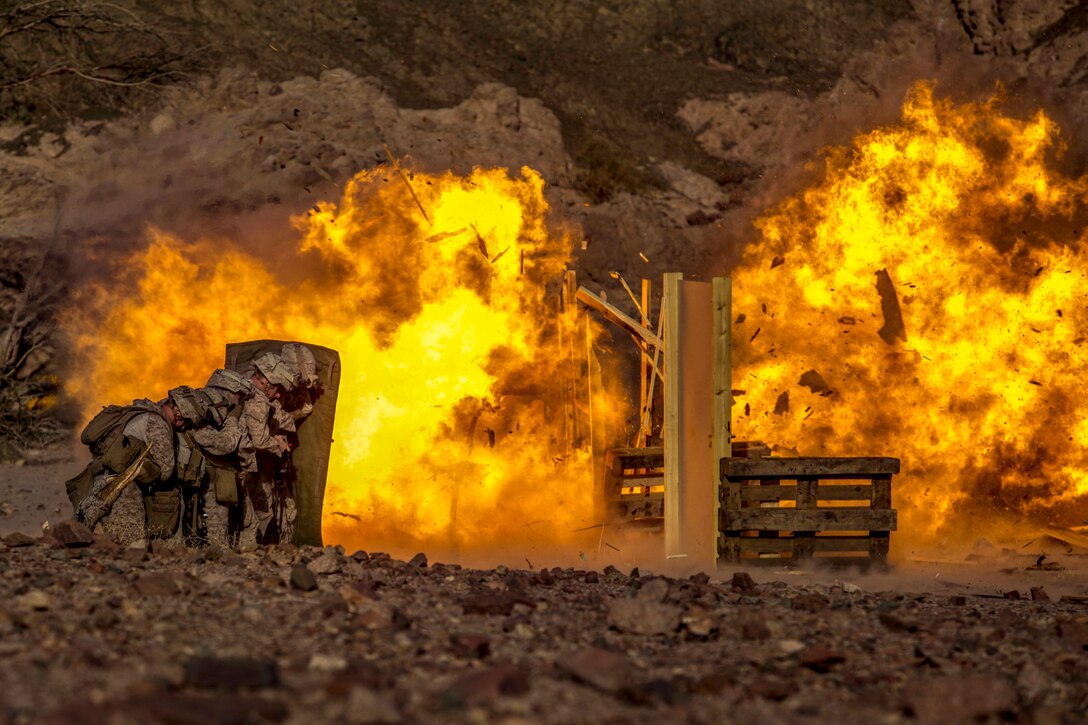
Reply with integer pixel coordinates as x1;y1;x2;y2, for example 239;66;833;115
718;456;899;565
605;442;770;527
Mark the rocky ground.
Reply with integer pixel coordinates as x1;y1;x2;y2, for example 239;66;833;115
0;521;1085;724
3;2;1088;721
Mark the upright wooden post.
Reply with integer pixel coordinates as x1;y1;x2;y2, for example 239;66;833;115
639;278;651;448
712;277;732;565
663;273;682;556
564;270;579;453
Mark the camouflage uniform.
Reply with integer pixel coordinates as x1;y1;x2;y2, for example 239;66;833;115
78;398;178;544
237;353;296;547
268;343;322;542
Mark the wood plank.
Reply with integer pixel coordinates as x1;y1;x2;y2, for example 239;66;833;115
736;536;874;553
712;276;732;566
720;533;740;562
793;477;817;559
576;286;663;350
871;474;892;508
869;531;890;561
609;446;664;463
723;508;897;532
740;484;873;503
722;456;901;480
663;273;682;556
639;278;650;447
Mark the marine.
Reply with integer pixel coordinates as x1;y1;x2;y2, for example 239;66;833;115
67;386;209;543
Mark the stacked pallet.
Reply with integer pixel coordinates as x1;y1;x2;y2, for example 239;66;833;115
605;441;770;528
718;457;898;565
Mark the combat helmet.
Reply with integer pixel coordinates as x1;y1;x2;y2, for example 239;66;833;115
167;385;212;427
253;352;297;391
280;343;318;388
206;368;256;397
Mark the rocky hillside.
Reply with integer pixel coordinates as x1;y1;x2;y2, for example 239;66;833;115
3;0;1088;445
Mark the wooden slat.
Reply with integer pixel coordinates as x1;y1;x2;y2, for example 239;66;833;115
608;446;664;471
576;286;663;350
869;531;890;562
723;508;897;532
871;474;892;508
736;536;874;554
739;484;873;503
722;456;901;480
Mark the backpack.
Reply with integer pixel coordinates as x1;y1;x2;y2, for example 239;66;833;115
79;403;168;456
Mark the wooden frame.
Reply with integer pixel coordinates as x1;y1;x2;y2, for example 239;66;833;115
719;456;899;564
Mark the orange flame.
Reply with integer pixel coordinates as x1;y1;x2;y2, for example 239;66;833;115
732;83;1088;545
62;166;619;559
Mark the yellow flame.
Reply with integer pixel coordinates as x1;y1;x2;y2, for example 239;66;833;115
732;83;1088;544
62;166;619;558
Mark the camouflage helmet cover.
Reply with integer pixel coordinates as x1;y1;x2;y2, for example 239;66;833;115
205;368;255;397
253;352;297;391
280;343;318;387
167;385;211;426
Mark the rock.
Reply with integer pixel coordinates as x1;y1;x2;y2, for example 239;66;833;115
608;597;680;636
799;645;847;672
740;619;771;641
635;577;670;602
290;564;319;591
15;590;51;611
878;612;918;632
0;502;12;516
748;676;791;701
51;519;94;547
901;674;1017;723
46;693;288;725
3;531;36;547
791;592;830;612
407;552;428;568
450;633;491;659
555;647;634;693
149;113;177;136
135;572;183;597
308;653;348;673
349;550;370;562
345;687;400;723
619;677;691;707
460;592;532;616
584;570;599;583
351;600;402;630
308;551;342;575
1003;590;1022;600
90;533;122;553
441;662;530;707
1030;586;1050;602
841;582;861;594
777;639;805;654
1058;618;1088;651
183;657;280;691
730;572;756;591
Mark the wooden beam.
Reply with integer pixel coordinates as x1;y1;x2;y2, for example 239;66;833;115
739;484;873;503
663;272;682;556
723;508;897;532
737;536;874;553
712;276;731;565
576;286;663;350
722;456;901;480
639;278;650;447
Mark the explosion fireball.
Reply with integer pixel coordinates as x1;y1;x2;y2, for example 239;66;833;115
732;82;1088;546
62;166;615;559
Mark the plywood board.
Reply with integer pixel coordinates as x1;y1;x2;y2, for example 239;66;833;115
663;275;716;568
